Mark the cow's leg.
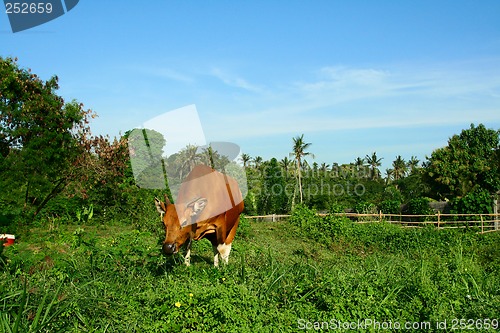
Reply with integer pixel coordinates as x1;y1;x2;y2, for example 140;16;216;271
212;244;220;267
184;238;192;266
217;243;232;265
184;248;191;266
212;243;232;267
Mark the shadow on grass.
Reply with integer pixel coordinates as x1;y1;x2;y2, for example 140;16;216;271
146;251;215;276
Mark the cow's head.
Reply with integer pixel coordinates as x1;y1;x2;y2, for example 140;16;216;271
154;195;208;255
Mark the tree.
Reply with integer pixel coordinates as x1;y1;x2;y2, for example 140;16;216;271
392;155;407;181
280;157;293;178
365;152;383;180
424;123;499;199
177;144;202;179
259;158;287;214
319;162;330;175
408;156;420;174
73;134;130;212
290;134;314;203
252;156;263;169
0;57;94;220
385;168;394;184
127;128;167;189
240;153;251;168
354;157;365;169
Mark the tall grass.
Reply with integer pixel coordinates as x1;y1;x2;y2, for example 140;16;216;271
0;211;499;332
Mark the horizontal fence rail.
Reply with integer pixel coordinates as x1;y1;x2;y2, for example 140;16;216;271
245;212;500;233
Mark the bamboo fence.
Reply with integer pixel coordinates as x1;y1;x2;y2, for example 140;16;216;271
245;212;500;233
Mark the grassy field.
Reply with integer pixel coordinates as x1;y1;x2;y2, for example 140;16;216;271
1;209;500;332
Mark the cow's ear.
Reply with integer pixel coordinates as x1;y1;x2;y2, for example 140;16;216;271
188;197;208;216
154;197;166;214
164;194;171;205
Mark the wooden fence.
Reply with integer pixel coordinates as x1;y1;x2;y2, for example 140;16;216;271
245;212;500;234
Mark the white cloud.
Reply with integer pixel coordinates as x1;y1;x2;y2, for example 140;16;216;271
202;61;500;141
152;68;195;83
209;67;265;93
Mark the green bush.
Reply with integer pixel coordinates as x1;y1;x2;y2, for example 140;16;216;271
404;197;433;215
354;201;377;214
450;189;493;215
378;200;401;214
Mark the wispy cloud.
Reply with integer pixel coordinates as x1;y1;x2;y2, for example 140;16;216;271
203;61;500;141
152;68;195;83
129;65;195;83
210;67;265;93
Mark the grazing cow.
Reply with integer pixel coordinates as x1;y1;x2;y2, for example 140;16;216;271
155;164;244;266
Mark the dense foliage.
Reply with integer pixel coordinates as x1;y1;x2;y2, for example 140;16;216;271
424;124;499;199
0;57;94;221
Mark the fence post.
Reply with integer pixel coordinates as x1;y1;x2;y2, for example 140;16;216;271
437;211;440;229
272;214;276;222
481;215;484;233
494;199;498;231
379;211;382;222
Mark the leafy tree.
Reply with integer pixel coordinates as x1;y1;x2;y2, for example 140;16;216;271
259;158;288;214
291;134;314;203
127;128;167;189
77;135;130;208
424;123;499;199
0;57;94;221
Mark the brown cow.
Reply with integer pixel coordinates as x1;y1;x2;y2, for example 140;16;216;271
155;164;244;266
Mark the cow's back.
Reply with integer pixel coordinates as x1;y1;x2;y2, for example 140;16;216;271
176;165;243;227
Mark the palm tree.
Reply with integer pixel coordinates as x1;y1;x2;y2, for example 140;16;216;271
385;168;394;184
392;155;407;181
312;162;318;172
365;152;383;180
319;163;330;177
252;156;263;169
354;156;367;178
177;144;201;179
290;134;314;203
354;157;365;169
240;153;251;168
407;156;420;174
280;157;292;177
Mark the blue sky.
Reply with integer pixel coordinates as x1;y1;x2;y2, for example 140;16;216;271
1;1;500;173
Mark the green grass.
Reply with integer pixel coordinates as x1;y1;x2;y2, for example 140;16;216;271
1;214;499;332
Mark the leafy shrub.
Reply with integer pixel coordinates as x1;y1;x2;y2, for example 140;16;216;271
404;197;433;215
354;201;377;214
450;189;493;215
237;216;253;240
378;200;401;214
290;204;353;245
